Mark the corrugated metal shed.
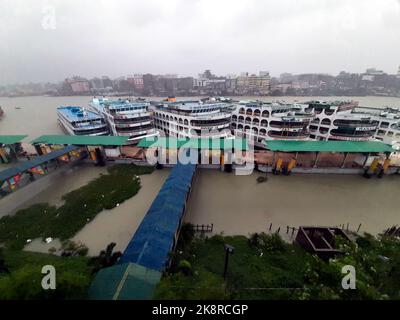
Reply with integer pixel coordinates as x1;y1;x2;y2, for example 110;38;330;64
30;135;129;146
265;140;393;153
0;135;27;145
0;145;78;181
138;137;248;150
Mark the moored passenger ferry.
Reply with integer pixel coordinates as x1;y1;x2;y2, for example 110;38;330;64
305;101;379;141
231;101;314;147
57;106;109;136
152;98;233;139
89;97;159;144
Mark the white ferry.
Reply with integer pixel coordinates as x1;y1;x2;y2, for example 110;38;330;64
89;97;159;144
57;106;109;136
231;101;314;147
304;101;379;141
152;98;233;139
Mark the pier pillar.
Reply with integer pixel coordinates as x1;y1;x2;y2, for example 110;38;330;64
313;152;320;168
341;152;349;168
382;158;391;173
287;158;296;174
362;152;370;168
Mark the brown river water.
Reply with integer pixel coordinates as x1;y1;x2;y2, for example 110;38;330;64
0;95;399;254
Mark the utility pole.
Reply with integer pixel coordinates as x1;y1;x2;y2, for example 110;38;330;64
223;244;235;280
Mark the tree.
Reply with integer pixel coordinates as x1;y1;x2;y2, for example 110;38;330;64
90;242;122;273
0;249;10;274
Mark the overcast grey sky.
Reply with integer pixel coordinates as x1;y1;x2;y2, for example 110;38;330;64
1;0;400;85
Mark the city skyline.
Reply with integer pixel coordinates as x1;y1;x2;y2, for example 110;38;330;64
1;66;399;87
2;66;400;98
1;0;400;85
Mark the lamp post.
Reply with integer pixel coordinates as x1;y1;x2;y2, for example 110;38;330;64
223;244;235;280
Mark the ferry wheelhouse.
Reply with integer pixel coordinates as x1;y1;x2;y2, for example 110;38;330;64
231;101;314;147
305;101;379;141
152;100;233;139
89;98;158;143
57;106;109;136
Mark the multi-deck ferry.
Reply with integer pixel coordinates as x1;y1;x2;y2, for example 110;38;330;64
354;106;400;144
89;97;158;143
231;101;314;147
152;99;233;139
57;106;109;136
304;101;379;141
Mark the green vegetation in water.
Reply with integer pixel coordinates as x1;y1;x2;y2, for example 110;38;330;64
154;227;400;300
0;164;154;250
0;249;94;299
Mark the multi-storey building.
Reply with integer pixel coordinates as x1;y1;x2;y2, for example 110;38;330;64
236;72;271;95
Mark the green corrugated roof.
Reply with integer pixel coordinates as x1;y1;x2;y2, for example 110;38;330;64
0;135;27;145
30;135;129;146
138;137;248;150
265;140;394;153
88;263;161;300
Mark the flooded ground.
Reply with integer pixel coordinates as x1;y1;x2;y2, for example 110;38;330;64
71;169;169;256
185;169;400;236
24;167;170;256
0;163;108;217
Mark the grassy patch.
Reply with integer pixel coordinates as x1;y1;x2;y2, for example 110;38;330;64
155;230;400;300
155;233;313;299
0;164;154;250
0;249;94;299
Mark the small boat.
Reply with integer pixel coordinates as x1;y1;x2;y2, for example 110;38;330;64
15;106;21;110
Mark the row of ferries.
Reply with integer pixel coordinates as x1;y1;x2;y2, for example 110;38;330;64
56;97;400;147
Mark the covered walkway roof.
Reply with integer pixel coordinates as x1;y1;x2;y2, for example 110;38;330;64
88;263;161;300
265;140;394;153
119;162;196;270
0;145;78;182
0;135;27;145
30;135;129;146
138;137;248;150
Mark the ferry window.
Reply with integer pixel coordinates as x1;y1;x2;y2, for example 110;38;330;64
387;131;394;137
381;122;389;128
321;118;331;125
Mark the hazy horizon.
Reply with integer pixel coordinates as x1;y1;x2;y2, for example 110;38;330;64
1;0;400;85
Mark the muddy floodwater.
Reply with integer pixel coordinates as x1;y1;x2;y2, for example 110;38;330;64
71;169;169;255
185;169;400;236
23;167;169;256
1;163;108;217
